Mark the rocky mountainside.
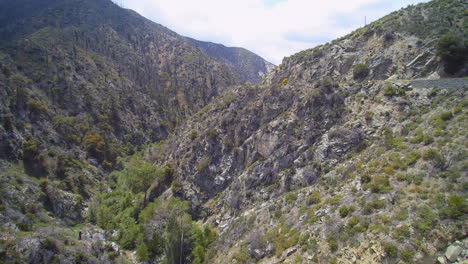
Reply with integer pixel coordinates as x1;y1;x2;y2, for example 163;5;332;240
0;0;467;263
187;37;275;83
143;0;467;263
0;0;271;262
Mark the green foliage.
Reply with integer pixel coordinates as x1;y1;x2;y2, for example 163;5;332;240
327;236;338;252
118;214;141;249
405;151;421;166
401;249;414;262
382;129;404;149
383;243;398;258
444;195;467;219
196;155;211;172
83;132;106;155
383;83;405;97
27;99;48;115
306;191;321;205
412;205;437;235
367;175;392;193
22;140;39;160
189;130;198;140
394;225;411;241
422;148;445;169
339;206;350;218
119;160;164;195
136;243;150;262
436;34;466;74
191;225;216;264
353;63;369;80
430;111;453;129
265;225;299;257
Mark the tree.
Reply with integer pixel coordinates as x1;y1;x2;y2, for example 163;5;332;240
436;34;466;74
353;63;370;80
139;198;193;263
121;160;164;205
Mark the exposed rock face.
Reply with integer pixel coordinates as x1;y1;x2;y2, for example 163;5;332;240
145;0;467;263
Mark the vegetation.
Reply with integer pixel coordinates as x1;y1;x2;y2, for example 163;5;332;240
436;33;466;74
353;63;369;80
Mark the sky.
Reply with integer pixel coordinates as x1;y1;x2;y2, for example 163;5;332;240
117;0;429;64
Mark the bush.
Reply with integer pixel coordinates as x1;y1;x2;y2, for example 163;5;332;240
413;206;437;234
136;243;150;262
422;149;445;169
306;191;321;205
394;225;410;241
367;175;391;193
383;243;398;258
83;132;106;155
353;63;370;80
436;34;466;74
328;237;338;252
404;151;421;166
27;99;48;116
445;195;467;219
339;206;350;218
401;249;414;262
189;130;198;140
196;155;211;172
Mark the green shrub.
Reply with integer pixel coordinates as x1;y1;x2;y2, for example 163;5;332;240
422;149;445;169
383;243;398;258
353;63;370;80
404;151;421;166
436;34;466;74
189;130;198;140
27;99;48;115
137;243;151;261
83;132;106;155
367;175;391;193
394;225;410;241
328;237;338;252
370;199;385;209
401;249;414;262
196;155;211;172
306;191;321;205
412;206;437;234
206;129;217;140
339;206;350;218
444;195;467;219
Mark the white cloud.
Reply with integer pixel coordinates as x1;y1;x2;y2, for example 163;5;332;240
119;0;428;64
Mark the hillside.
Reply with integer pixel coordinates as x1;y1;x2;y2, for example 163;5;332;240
1;0;467;263
0;0;271;262
187;37;275;83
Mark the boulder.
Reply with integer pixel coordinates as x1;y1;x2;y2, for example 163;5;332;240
445;245;462;262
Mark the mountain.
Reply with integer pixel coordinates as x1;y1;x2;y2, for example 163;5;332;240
0;0;269;262
186;37;275;83
1;0;467;263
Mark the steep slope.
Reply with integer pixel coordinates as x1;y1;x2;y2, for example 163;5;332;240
1;0;467;263
137;0;467;263
0;0;264;262
187;37;275;83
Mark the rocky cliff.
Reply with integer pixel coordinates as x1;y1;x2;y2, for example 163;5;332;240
145;0;467;262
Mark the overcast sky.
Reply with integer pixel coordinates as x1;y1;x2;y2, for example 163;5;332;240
117;0;428;64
